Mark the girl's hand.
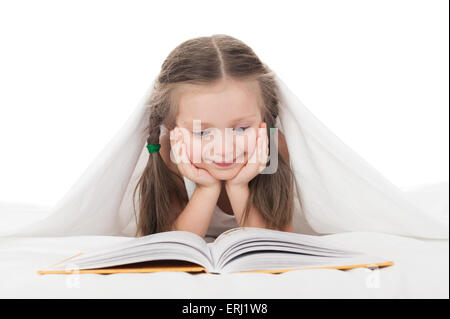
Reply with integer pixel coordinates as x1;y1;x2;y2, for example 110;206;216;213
170;126;221;191
226;122;269;189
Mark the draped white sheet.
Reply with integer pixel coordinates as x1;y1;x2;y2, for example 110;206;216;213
1;73;448;239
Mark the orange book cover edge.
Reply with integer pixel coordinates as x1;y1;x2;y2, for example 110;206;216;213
37;252;394;275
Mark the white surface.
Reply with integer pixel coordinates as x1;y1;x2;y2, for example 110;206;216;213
0;231;447;298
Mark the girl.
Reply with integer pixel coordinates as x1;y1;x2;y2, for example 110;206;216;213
133;34;295;239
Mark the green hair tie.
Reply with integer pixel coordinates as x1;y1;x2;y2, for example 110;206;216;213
147;143;161;154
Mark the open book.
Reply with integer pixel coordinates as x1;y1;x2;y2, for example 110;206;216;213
37;227;394;275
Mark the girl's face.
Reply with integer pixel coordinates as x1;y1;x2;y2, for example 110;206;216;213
175;79;263;181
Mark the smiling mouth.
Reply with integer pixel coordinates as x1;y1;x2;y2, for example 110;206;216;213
211;154;246;167
213;161;236;168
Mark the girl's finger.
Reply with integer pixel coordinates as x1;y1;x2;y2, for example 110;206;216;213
256;124;265;162
262;130;269;163
170;131;183;164
180;146;205;182
178;142;195;176
176;128;186;159
247;136;259;165
180;142;190;164
258;135;265;166
257;129;269;170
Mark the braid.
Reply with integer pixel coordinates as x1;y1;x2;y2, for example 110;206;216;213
134;90;185;236
147;111;162;146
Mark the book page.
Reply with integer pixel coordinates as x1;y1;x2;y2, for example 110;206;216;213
51;230;213;271
216;240;361;269
219;251;391;274
209;227;363;269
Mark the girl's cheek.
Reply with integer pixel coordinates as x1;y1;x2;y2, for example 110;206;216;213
234;135;247;160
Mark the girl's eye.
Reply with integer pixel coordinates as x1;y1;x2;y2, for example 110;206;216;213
193;126;249;137
193;130;210;137
233;126;250;133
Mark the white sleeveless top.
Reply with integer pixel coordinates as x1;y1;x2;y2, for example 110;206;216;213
183;176;238;243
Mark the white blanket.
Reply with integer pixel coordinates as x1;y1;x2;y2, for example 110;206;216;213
0;232;447;298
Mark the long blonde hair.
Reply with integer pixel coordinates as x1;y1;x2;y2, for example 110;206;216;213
133;34;296;236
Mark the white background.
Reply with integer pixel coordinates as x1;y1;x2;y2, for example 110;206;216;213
0;0;448;207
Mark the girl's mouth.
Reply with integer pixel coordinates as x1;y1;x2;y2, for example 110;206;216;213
213;161;235;168
210;153;245;168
